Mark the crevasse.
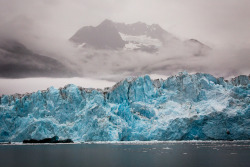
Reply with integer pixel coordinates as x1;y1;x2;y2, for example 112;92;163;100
0;72;249;142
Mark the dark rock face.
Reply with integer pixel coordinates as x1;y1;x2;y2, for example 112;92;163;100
70;19;170;51
70;19;211;55
114;21;169;42
184;39;211;56
0;39;78;78
23;136;73;143
70;19;125;49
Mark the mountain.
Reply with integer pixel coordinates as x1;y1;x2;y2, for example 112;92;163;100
0;39;77;78
184;39;211;57
70;19;125;49
0;72;249;142
70;19;210;54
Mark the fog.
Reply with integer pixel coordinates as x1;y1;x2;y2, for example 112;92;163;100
1;0;250;47
60;41;249;81
0;0;249;94
0;77;115;95
0;74;170;95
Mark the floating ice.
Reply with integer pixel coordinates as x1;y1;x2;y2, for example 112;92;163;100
162;147;172;150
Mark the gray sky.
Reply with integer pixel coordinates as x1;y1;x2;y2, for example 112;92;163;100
1;0;250;48
0;0;250;95
0;77;115;95
0;74;168;95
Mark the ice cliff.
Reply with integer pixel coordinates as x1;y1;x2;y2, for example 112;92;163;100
0;72;249;142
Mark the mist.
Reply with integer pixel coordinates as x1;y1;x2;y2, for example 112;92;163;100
0;0;249;94
64;44;249;81
0;77;115;95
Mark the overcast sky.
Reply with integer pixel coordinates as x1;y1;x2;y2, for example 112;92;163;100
0;0;249;95
1;0;250;48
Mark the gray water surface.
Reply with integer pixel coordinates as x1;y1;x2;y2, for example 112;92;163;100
0;141;249;167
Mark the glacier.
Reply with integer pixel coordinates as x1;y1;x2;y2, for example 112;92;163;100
0;71;249;142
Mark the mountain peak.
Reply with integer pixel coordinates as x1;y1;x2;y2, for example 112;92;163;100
69;19;125;49
70;20;210;55
98;19;114;27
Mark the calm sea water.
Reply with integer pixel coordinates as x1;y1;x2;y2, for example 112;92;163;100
0;141;249;167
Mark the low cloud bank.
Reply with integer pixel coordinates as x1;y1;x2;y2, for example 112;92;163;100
0;0;249;83
0;77;115;95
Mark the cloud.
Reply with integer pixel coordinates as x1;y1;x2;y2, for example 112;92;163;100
0;77;115;95
1;0;250;45
0;0;249;85
68;44;249;81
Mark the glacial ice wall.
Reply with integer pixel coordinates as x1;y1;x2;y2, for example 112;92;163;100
0;72;249;142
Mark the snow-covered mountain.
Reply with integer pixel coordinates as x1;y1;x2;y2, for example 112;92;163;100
70;19;210;54
0;72;249;142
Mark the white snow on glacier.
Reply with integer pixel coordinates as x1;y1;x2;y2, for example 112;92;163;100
0;71;249;142
119;32;162;51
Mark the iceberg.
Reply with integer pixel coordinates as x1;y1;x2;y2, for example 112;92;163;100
0;72;249;142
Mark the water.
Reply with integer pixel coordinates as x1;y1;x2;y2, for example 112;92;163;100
0;141;249;167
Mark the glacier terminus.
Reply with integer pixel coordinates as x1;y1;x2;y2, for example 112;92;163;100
0;72;249;142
